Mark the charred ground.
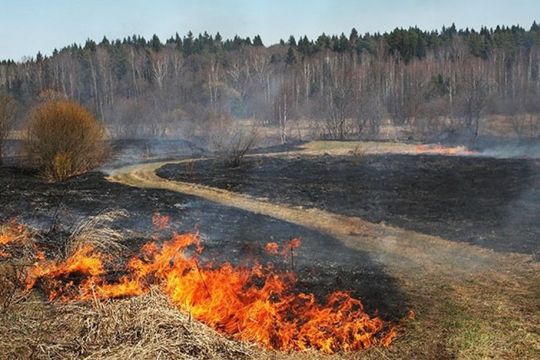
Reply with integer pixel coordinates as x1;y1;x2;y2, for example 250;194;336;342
157;154;540;257
0;165;406;321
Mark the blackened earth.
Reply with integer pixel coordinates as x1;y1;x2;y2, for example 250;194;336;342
0;166;406;320
157;154;540;258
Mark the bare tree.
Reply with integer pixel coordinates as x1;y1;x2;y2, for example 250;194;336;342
356;95;383;138
0;94;17;165
457;75;489;143
273;79;295;144
325;77;354;140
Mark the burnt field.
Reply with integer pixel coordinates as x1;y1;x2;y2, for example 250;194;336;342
0;166;406;320
1;145;540;359
157;154;540;257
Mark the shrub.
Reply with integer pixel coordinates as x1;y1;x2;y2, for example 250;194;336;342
213;125;258;168
24;100;107;180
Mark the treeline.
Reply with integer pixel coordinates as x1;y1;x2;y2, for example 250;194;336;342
1;23;540;143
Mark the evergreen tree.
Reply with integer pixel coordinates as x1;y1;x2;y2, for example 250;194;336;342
349;28;359;47
285;46;297;64
183;31;194;55
316;33;331;49
84;39;97;52
253;35;264;46
100;36;110;46
150;34;162;51
288;35;297;47
215;32;222;43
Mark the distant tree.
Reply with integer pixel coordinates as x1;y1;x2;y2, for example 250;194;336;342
0;94;17;165
150;34;162;51
316;33;331;49
253;35;264;47
215;32;223;43
84;39;97;52
285;47;297;65
288;35;297;47
349;28;359;47
457;76;489;143
183;31;194;54
100;36;110;46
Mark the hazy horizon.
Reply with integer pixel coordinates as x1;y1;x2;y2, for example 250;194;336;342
1;0;539;61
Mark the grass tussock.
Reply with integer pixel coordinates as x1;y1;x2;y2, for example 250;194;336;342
0;291;254;360
65;209;128;257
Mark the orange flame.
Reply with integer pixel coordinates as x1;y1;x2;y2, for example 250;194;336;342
264;242;279;254
152;212;170;230
0;221;29;258
415;144;476;156
265;238;301;257
11;222;396;353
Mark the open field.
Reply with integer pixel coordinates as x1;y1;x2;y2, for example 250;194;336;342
1;140;539;359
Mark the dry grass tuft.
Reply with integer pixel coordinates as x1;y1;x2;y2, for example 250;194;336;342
0;291;255;360
65;209;128;258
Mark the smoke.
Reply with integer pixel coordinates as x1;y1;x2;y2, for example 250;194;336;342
478;142;540;159
101;138;207;172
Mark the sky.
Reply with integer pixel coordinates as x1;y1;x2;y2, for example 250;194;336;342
1;0;539;61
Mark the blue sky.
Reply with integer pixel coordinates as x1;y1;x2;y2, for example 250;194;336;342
1;0;539;60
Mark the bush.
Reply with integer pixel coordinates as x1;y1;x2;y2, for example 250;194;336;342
212;124;258;168
24;100;107;180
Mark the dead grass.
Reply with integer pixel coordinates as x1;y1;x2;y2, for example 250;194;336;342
0;290;256;360
65;209;128;257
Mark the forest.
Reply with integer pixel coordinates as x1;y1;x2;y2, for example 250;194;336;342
1;23;540;143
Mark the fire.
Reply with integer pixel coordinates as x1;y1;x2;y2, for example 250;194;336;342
0;221;29;257
6;220;396;353
0;221;26;246
264;242;279;254
415;144;476;156
265;238;301;256
152;212;170;230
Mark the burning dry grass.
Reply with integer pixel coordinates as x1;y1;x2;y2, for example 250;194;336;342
1;217;396;357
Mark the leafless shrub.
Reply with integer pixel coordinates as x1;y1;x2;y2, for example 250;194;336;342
209;115;258;168
23;99;108;181
0;93;18;165
65;209;128;258
219;127;258;168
